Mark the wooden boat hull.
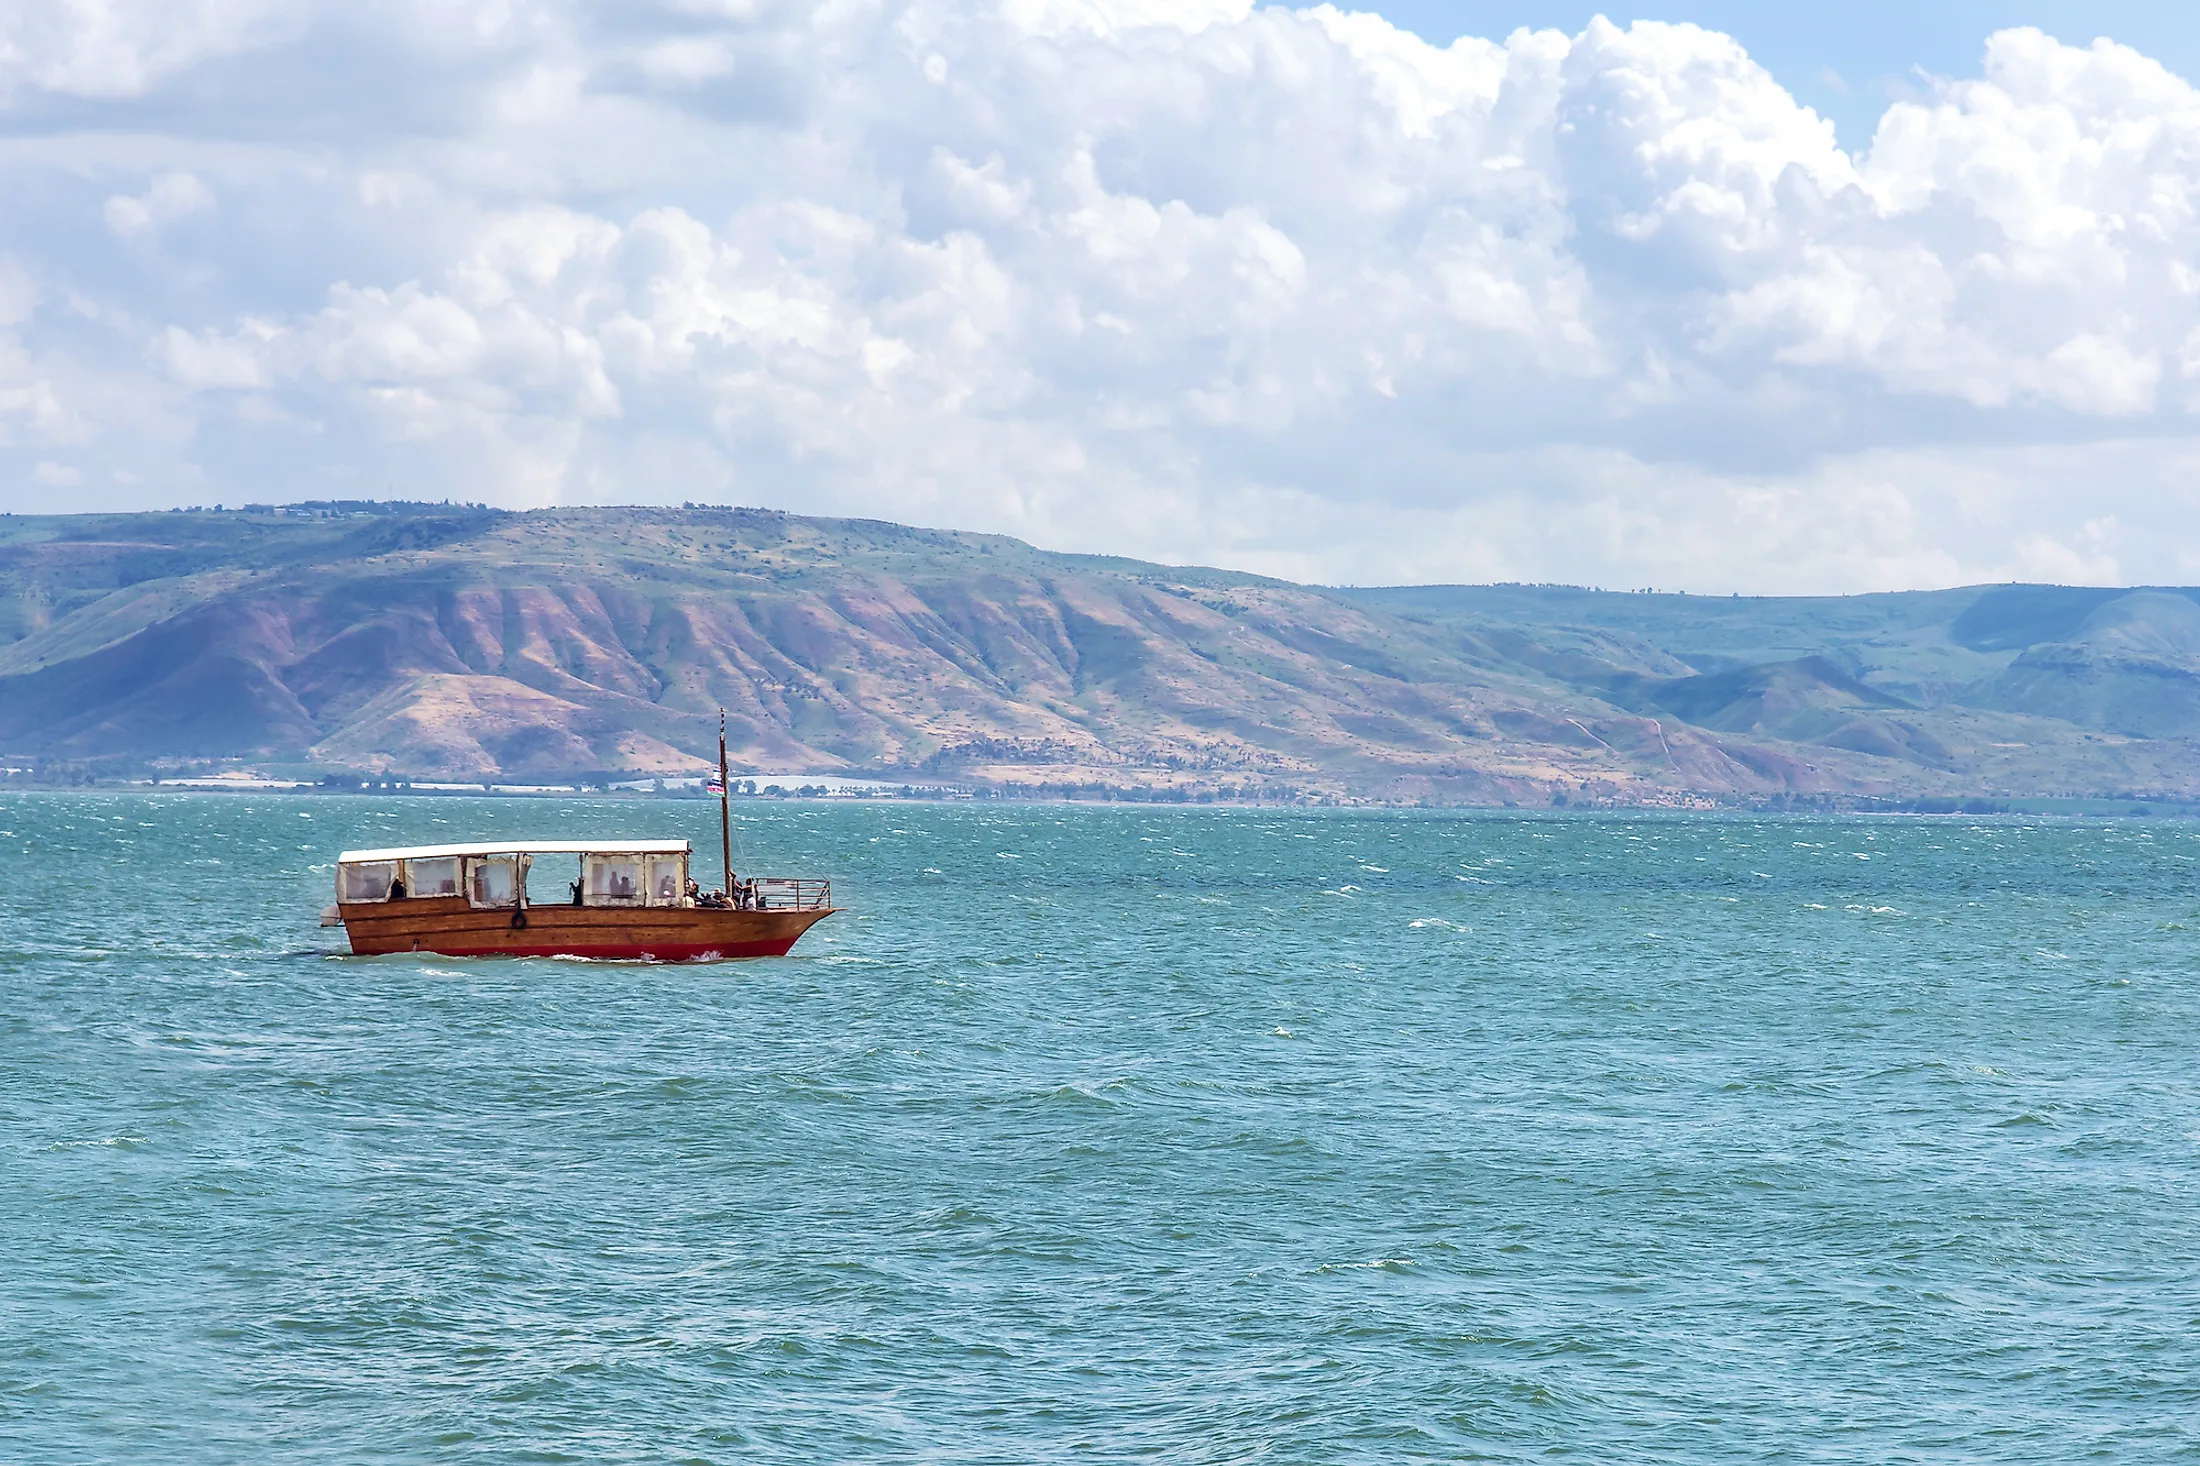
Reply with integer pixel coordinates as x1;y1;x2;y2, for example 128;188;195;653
337;896;837;960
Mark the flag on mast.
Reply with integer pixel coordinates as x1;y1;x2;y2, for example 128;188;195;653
706;773;726;796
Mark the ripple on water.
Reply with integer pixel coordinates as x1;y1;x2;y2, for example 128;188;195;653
4;794;2199;1461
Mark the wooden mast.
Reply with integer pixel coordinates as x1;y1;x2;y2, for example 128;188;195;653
718;707;732;897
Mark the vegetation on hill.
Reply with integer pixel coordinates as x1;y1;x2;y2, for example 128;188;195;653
4;505;2198;804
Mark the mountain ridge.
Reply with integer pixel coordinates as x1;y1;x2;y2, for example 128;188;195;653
5;504;2199;805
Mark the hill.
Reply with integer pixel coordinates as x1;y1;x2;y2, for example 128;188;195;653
4;504;2198;804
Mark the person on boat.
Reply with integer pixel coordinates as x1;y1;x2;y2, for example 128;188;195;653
570;877;584;906
742;878;760;910
683;877;702;907
388;873;405;900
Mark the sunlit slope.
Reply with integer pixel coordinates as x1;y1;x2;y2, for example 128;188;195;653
3;507;2197;801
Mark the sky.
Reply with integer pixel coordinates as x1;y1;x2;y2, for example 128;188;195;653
5;2;2200;594
1375;2;2200;146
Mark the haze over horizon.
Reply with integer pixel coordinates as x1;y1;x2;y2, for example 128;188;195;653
6;2;2200;595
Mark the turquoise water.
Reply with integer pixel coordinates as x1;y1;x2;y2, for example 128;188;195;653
6;794;2200;1462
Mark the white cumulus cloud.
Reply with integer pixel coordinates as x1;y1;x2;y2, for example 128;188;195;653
103;171;214;237
1;3;2199;591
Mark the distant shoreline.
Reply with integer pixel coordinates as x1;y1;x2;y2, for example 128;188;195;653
3;780;2195;819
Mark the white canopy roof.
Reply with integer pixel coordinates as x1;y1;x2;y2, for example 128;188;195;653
338;839;691;864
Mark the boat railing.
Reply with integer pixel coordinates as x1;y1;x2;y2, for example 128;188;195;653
753;877;832;911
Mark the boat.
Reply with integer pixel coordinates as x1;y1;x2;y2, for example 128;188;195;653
324;710;837;961
326;839;834;959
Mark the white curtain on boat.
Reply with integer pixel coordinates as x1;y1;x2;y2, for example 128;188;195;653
407;857;460;898
339;862;397;902
467;856;520;908
585;855;643;905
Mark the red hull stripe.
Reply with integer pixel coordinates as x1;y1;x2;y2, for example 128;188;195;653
390;939;802;961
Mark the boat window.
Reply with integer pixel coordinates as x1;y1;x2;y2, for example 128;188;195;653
407;856;460;898
339;861;398;903
585;854;643;905
468;856;521;909
647;856;684;906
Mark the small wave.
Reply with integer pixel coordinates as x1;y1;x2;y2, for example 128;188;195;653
1037;1079;1130;1107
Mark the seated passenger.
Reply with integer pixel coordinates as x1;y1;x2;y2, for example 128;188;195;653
388;875;406;900
570;878;584;906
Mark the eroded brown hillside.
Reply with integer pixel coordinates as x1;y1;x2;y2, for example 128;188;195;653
4;506;2198;803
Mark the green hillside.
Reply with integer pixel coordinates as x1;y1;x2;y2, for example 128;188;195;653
3;504;2197;804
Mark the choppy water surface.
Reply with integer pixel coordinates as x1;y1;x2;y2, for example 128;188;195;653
6;795;2200;1462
